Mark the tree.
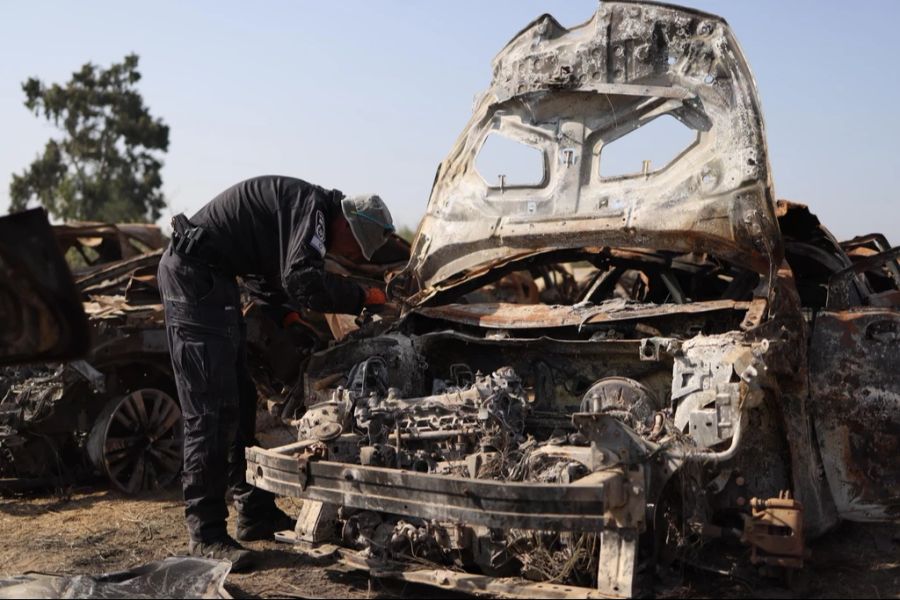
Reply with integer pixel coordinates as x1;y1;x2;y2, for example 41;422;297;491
9;54;169;223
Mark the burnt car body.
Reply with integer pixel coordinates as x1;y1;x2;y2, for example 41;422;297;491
246;2;900;597
0;222;178;493
53;221;165;275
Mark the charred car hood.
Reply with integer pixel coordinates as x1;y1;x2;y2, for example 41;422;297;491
402;1;780;303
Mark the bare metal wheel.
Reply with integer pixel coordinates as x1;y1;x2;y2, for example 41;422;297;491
87;388;183;494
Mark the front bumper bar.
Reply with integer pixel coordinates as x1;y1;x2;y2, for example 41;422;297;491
246;444;643;532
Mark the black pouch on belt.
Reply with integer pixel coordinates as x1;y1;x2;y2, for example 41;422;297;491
171;213;207;257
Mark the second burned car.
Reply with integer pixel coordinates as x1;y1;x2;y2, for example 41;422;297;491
246;2;900;597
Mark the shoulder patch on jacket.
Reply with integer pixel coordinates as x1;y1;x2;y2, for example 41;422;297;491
310;210;327;257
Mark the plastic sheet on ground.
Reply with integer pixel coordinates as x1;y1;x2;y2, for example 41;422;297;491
0;557;231;599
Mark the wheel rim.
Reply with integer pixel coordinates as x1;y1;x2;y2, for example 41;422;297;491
93;388;183;494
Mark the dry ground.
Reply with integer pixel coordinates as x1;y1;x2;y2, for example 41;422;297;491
0;485;897;599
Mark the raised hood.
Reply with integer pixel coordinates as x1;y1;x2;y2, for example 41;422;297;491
401;1;780;303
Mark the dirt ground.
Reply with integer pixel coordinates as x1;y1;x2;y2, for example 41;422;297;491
0;485;897;599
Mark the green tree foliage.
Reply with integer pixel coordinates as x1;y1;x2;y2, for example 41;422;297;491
9;54;169;222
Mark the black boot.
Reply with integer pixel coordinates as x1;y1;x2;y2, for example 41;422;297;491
235;506;296;542
187;535;254;572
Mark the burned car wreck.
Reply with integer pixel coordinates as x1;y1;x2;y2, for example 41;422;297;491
0;221;178;493
246;2;900;597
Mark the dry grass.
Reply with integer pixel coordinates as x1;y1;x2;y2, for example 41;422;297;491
0;487;377;598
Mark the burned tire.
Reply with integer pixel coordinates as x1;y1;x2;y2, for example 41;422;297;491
87;388;183;494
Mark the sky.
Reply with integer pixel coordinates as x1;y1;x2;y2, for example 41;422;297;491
1;1;898;243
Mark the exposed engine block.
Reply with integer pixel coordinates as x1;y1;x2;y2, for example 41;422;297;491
295;361;529;471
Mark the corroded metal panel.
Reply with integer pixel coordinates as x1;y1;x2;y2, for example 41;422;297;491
0;208;89;365
810;309;900;520
403;1;779;301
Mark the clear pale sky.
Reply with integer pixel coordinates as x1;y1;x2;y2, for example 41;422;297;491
1;1;898;243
